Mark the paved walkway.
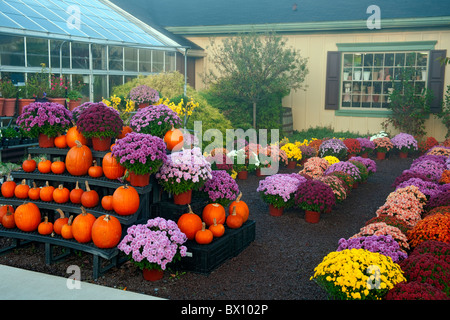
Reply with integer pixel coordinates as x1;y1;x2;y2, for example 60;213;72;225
0;265;162;300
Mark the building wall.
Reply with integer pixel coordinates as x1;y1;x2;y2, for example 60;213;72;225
186;29;450;141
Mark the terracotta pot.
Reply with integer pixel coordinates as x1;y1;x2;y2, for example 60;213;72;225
238;170;248;180
48;98;67;106
129;172;150;187
305;210;320;223
376;152;386;160
138;102;150;109
38;133;55;148
3;98;16;116
361;152;369;158
68;99;81;111
91;136;112;151
18;99;35;115
287;160;297;169
0;98;4;116
353;182;359;189
143;268;163;281
269;204;284;217
173;190;192;205
399;152;408;159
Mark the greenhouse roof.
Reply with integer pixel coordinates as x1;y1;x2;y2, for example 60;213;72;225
0;0;184;49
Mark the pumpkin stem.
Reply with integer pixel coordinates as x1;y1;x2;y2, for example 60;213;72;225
92;160;97;167
67;215;74;226
201;222;206;231
45;181;50;187
236;192;242;202
103;215;111;222
56;208;66;218
58;184;64;190
27;154;32;160
80;206;87;215
75;181;80;189
32;181;37;188
75;140;82;148
43;216;49;223
188;204;193;214
213;218;217;226
21;179;27;185
232;206;237;215
85;180;91;191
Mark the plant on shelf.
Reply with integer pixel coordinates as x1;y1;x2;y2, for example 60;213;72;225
199;170;240;207
129;103;181;138
0;79;18;98
26;63;50;100
118;217;188;272
257;173;308;209
67;90;83;102
15;101;73;138
47;74;68;98
294;179;336;213
128;84;160;106
391;132;418;154
75;102;123;139
156;147;212;195
111;132;168;176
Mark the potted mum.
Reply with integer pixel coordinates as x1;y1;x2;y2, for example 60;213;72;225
118;217;188;281
356;137;375;158
129;85;160;109
1;79;18;116
294;179;336;223
343;138;361;158
324;161;362;188
319;139;348;160
199;170;240;207
130;104;181;138
75;102;123;151
257;173;307;216
157;147;212;205
111;132;168;187
47;74;68;105
281;142;302;169
372;137;394;160
391;132;418;158
16;101;72;148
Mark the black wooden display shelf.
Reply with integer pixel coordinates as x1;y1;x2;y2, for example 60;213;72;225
27;146;108;159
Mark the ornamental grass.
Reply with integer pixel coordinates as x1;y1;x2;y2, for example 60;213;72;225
311;248;406;300
385;281;449;300
350;222;410;253
407;213;450;249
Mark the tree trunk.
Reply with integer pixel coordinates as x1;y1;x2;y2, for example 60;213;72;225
253;101;257;129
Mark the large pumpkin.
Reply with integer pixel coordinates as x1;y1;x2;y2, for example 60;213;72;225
202;203;226;226
112;185;140;215
66;126;87;148
91;215;122;249
14;202;41;232
65;140;93;176
102;152;125;180
177;204;203;240
164;127;184;151
71;207;96;243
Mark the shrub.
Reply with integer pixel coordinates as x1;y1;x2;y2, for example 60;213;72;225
385;281;449;300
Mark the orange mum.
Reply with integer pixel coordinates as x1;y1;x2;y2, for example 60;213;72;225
407;213;450;248
439;170;450;184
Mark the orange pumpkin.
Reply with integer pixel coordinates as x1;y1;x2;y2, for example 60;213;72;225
101;195;114;211
38;216;53;235
14;179;30;199
209;218;225;238
88;160;103;178
112;184;140;215
177;204;203;240
14;202;41;232
28;182;41;200
61;215;74;239
69;181;84;204
164;126;184;151
66;126;87;148
38;158;52;174
2;209;15;229
40;181;55;202
22;154;37;172
53;184;70;204
1;176;16;198
117;126;132;139
0;205;14;223
80;181;99;208
226;206;243;229
229;192;249;223
195;222;213;245
71;207;96;243
53;209;69;235
91;215;122;249
202;203;226;226
51;158;65;174
102;152;125;180
54;134;67;148
65;140;93;176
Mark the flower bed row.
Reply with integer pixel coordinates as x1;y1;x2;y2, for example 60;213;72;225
310;144;450;300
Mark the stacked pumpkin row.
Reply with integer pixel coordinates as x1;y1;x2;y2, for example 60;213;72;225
177;194;249;245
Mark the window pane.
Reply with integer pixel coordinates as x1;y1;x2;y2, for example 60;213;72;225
26;37;48;67
50;40;70;69
139;49;151;72
152;50;164;73
72;42;90;69
109;75;123;94
109;46;123;71
71;74;90;101
92;44;107;70
124;47;137;71
165;51;176;72
0;35;25;67
93;75;107;102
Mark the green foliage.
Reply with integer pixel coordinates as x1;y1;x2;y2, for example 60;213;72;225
289;126;363;141
437;85;450;138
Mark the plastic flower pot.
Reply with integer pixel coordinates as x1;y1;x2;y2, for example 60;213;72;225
269;204;284;217
38;133;55;148
3;98;16;116
305;210;320;223
91;136;112;151
238;170;248;180
129;172;150;187
287;160;297;169
173;190;192;205
143;268;164;281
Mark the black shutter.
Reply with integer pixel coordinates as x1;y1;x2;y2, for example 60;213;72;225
428;50;447;113
325;51;341;110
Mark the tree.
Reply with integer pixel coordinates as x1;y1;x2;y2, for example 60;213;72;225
203;31;309;129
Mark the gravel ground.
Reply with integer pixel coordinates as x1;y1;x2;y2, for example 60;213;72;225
0;156;413;300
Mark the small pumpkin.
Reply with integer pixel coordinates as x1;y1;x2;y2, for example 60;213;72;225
28;182;41;200
51;158;65;174
0;205;14;223
209;218;225;238
177;204;203;240
2;209;15;229
66;126;87;148
54;134;67;148
80;181;99;208
53;184;70;204
53;209;69;235
112;184;140;215
65;140;93;176
40;181;55;202
88;160;103;178
71;207;96;243
14;179;30;199
38;158;52;174
101;195;114;211
117;126;132;139
38;216;53;235
164;126;184;151
226;206;243;229
69;181;84;204
1;176;16;198
229;192;249;223
102;152;125;180
14;202;41;232
202;203;226;226
61;215;74;239
22;154;37;172
91;214;122;249
195;222;213;245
